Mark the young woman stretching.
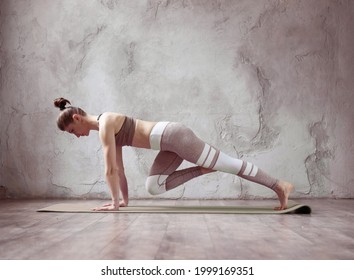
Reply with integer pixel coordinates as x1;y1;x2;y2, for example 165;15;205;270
54;98;294;211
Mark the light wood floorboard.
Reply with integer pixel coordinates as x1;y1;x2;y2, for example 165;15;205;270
0;199;353;259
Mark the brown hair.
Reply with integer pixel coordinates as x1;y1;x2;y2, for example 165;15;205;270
53;97;87;131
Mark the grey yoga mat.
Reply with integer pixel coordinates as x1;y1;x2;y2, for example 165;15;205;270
37;201;311;214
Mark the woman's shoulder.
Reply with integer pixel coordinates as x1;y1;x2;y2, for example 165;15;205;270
99;112;125;122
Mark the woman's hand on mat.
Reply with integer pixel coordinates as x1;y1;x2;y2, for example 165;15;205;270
119;200;128;207
92;203;119;211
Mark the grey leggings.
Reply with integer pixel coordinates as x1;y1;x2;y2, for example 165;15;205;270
145;122;278;195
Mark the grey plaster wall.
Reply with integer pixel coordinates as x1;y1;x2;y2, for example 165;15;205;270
1;0;354;199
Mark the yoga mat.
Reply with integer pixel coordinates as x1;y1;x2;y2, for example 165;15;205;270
37;201;311;214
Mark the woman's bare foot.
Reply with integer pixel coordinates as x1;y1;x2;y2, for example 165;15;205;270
273;180;294;210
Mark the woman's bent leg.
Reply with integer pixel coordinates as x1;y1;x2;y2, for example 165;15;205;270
146;151;204;195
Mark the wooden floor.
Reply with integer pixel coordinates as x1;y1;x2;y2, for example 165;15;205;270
0;199;353;260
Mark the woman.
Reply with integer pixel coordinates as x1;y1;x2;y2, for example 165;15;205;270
54;97;294;211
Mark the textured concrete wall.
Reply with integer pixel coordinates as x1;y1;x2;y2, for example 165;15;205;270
1;0;354;199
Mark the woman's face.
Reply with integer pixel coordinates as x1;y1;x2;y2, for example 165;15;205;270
64;115;89;138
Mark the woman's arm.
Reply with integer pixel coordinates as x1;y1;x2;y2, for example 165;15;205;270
93;116;123;211
116;145;129;207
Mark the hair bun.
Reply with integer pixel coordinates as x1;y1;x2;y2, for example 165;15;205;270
54;97;71;111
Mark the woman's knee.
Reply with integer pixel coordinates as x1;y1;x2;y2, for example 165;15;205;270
145;175;168;195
